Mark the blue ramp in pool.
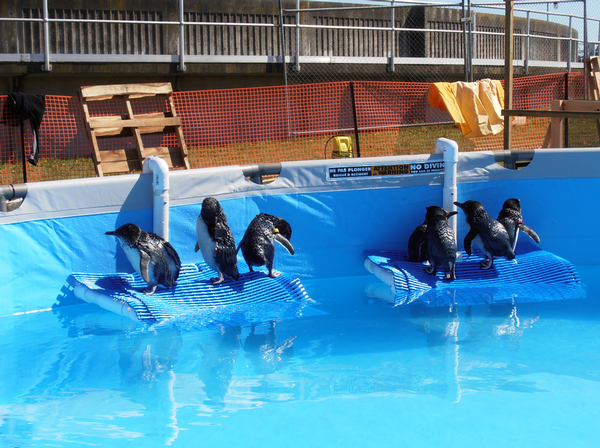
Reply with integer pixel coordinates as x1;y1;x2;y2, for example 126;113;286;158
364;243;585;307
68;262;325;331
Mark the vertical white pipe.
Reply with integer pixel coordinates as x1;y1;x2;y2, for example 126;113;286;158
143;156;170;241
435;138;459;235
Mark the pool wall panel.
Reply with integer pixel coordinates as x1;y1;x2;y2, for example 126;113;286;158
1;148;599;315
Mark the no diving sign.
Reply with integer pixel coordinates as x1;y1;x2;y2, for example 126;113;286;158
327;161;444;180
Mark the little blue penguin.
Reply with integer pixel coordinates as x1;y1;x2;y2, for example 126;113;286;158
105;223;181;295
423;206;458;280
407;221;429;262
454;200;516;269
195;197;240;284
497;198;541;251
237;213;294;278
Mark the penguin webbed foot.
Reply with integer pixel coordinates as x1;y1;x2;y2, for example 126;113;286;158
268;269;282;278
141;285;158;295
211;273;225;285
443;267;456;281
480;257;494;270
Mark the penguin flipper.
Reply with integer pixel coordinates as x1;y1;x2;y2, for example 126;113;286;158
162;241;182;285
274;234;295;255
518;223;541;243
463;228;478;256
139;250;152;284
195;241;200;253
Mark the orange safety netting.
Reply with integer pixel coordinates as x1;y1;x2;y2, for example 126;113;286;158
0;72;594;185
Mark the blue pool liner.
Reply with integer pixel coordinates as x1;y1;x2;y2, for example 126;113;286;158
67;262;325;331
364;243;586;307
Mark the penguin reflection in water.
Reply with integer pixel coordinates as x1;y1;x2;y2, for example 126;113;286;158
454;200;515;269
195;197;240;285
105;223;181;295
497;198;540;251
423;205;458;280
238;213;294;278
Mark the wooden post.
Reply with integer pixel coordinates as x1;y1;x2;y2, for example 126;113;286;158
550;100;564;148
504;0;514;150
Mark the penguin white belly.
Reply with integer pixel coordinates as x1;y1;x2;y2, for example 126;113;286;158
196;217;219;273
121;244;156;284
473;234;487;253
512;227;520;252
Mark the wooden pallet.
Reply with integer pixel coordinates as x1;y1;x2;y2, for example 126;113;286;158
585;56;600;140
80;82;190;176
586;56;600;101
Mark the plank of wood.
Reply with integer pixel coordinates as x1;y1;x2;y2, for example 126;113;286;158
144;147;184;167
80;82;173;101
502;109;600;119
102;160;143;174
89;116;180;129
90;113;172;137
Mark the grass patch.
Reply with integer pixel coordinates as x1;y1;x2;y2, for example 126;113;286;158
2;119;598;184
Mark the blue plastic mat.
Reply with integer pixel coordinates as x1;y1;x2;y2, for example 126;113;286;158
67;262;325;331
364;243;586;307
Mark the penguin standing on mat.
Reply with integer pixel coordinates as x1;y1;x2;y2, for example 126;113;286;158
195;197;240;284
423;205;458;280
497;198;541;251
105;223;181;295
454;200;515;269
238;213;294;278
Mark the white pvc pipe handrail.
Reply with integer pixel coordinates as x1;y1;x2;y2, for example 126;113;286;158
142;156;170;241
435;138;459;235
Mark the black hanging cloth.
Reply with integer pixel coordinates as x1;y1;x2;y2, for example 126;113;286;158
8;93;46;166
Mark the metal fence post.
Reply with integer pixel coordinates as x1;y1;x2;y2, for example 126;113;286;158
525;11;530;75
462;0;468;81
42;0;52;72
389;1;395;73
568;15;572;72
295;0;300;72
178;0;186;72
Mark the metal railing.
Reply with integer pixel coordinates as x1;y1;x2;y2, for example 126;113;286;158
0;0;595;76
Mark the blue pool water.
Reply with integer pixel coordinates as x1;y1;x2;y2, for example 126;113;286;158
2;266;600;448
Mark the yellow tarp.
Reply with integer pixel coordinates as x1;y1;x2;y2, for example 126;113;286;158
428;79;506;138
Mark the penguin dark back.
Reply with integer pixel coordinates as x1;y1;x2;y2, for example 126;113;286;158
407;221;428;262
423;206;458;280
195;197;240;284
454;200;515;269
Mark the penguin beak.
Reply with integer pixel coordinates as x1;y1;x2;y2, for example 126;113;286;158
105;230;116;236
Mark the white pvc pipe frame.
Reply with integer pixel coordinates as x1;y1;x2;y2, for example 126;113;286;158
142;155;170;241
435;137;459;233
